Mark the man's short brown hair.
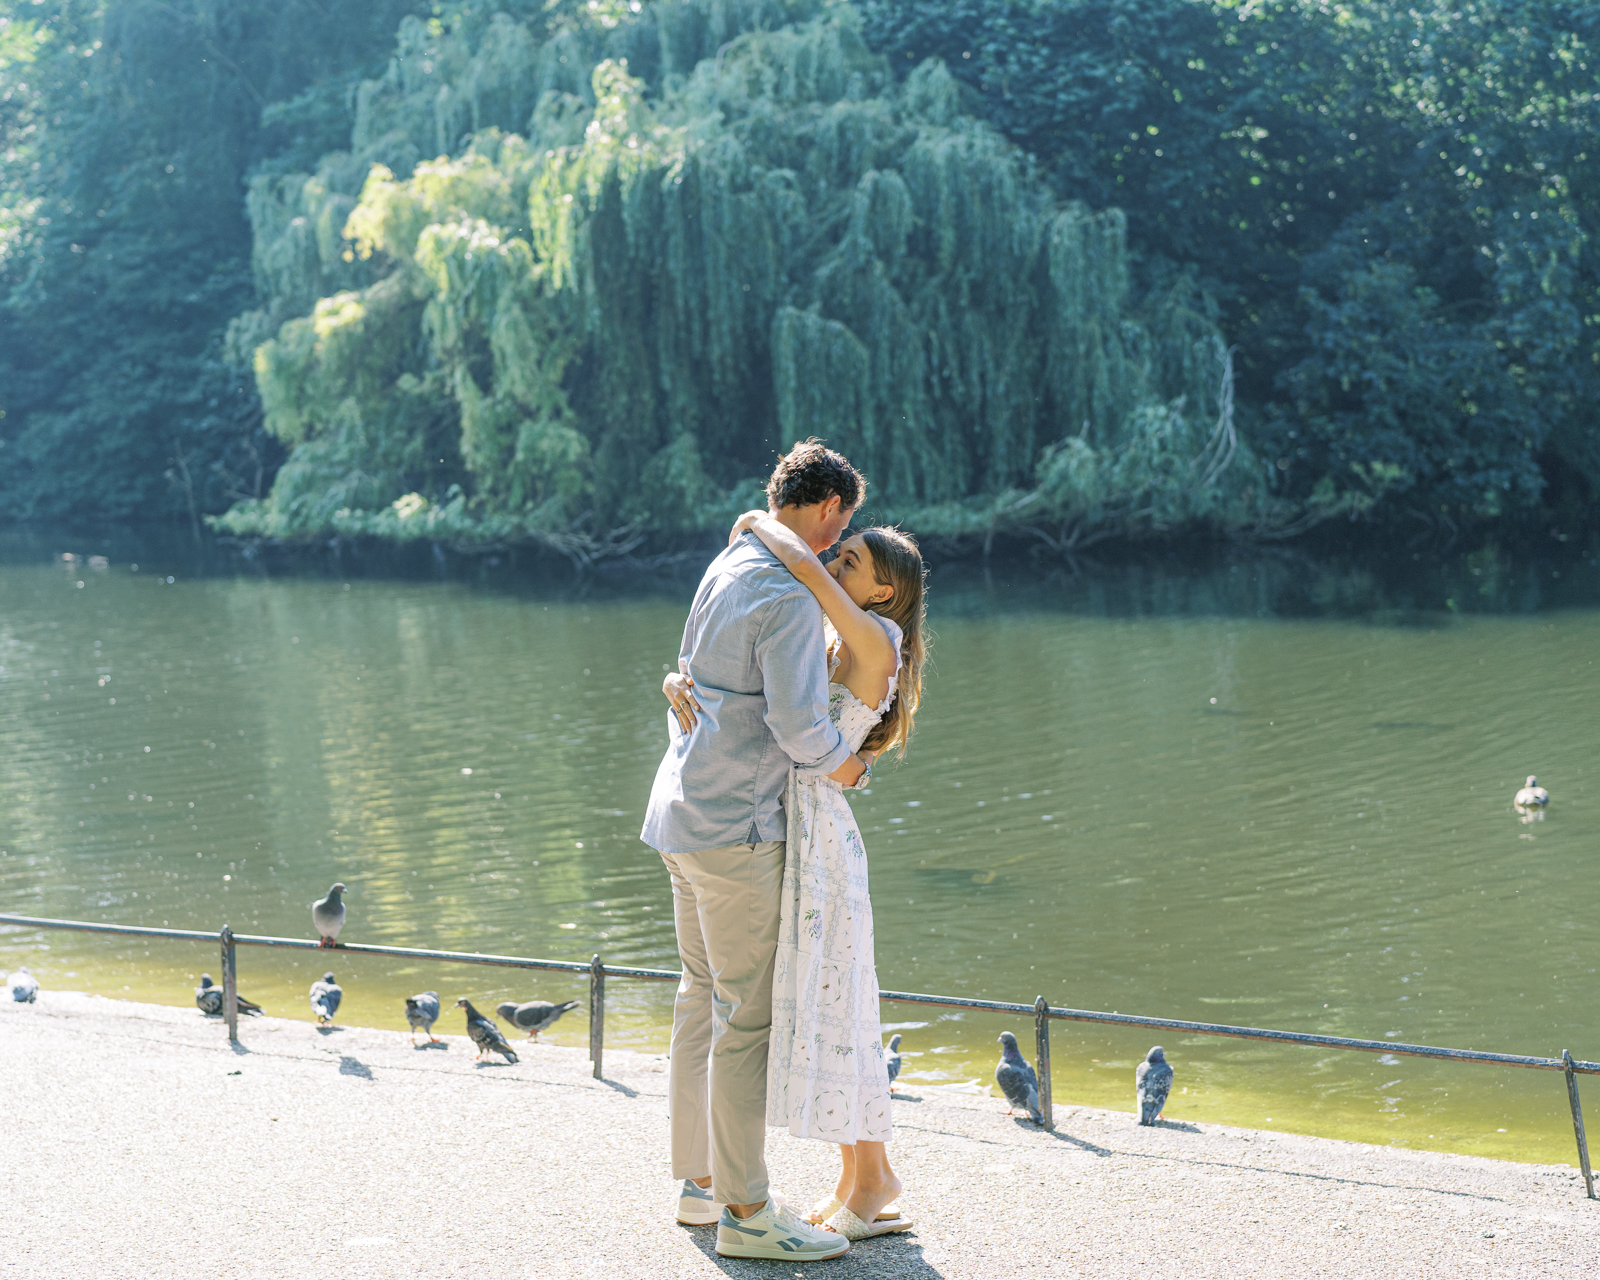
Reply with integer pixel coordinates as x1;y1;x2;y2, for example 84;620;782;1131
765;438;865;511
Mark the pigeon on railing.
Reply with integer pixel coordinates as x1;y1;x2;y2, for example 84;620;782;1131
995;1031;1043;1123
8;968;38;1003
405;991;441;1044
495;999;579;1041
456;998;518;1063
885;1033;903;1089
1137;1045;1174;1125
309;972;342;1024
194;973;262;1017
312;883;346;947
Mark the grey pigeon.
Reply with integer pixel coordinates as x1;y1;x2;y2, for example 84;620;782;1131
495;999;579;1041
405;991;441;1044
456;998;518;1063
194;973;263;1017
309;972;342;1024
1137;1045;1174;1125
8;968;39;1003
885;1033;903;1089
311;882;346;947
995;1031;1043;1123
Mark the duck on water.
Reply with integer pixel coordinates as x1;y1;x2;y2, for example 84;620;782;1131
1514;776;1549;810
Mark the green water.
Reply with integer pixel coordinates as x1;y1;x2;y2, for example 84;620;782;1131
3;532;1598;1165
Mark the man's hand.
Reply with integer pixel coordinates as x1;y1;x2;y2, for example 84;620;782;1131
827;752;868;788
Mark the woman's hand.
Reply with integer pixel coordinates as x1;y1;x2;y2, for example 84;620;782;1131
728;509;768;545
663;672;702;734
734;510;825;587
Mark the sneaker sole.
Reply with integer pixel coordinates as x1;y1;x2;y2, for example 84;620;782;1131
716;1239;849;1260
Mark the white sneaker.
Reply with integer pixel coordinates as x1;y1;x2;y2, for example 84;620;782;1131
715;1200;850;1260
676;1180;789;1226
676;1179;719;1225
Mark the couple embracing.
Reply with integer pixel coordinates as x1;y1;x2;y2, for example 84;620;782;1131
641;440;927;1261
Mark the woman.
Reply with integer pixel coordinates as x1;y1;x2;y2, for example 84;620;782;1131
664;512;927;1241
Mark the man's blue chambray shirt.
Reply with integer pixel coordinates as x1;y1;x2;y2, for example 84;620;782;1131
641;534;851;854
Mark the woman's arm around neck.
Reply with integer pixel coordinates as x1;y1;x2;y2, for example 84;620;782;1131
732;511;896;704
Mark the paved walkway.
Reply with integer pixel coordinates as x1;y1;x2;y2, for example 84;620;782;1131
2;992;1595;1277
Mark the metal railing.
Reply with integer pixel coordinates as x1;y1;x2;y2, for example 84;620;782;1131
1;910;1593;1200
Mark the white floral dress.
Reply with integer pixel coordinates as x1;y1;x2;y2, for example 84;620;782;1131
767;614;902;1144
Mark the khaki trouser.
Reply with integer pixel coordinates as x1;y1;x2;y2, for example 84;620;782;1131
658;839;785;1206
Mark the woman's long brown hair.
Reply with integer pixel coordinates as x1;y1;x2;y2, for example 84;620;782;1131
857;526;927;758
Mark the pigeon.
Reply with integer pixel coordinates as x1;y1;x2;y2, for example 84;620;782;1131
1137;1045;1174;1125
495;999;579;1041
405;991;442;1044
456;998;518;1063
194;973;263;1017
8;968;39;1003
312;882;346;947
309;972;342;1024
885;1033;903;1089
995;1031;1043;1123
1514;776;1550;809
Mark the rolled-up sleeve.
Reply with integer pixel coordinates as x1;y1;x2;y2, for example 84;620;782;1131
754;590;851;778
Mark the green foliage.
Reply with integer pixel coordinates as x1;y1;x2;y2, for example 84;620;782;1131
223;1;1279;551
0;0;433;521
13;0;1596;545
1283;251;1544;519
860;0;1600;529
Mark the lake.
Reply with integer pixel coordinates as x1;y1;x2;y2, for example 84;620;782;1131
2;528;1597;1164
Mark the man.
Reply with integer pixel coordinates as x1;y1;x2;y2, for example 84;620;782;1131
641;440;870;1262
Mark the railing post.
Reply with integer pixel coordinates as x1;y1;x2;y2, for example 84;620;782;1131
1034;994;1054;1130
1563;1050;1595;1199
589;953;605;1080
220;926;238;1042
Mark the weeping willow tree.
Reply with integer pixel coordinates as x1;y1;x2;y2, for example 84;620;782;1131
215;1;1314;554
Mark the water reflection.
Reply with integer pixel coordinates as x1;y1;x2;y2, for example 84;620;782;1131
2;526;1598;1166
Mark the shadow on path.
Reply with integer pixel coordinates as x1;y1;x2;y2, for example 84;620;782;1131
685;1225;943;1278
1032;1122;1514;1203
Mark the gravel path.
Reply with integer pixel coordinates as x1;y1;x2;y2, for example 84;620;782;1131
2;991;1595;1278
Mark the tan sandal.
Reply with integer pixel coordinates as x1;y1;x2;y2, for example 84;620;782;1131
823;1205;913;1240
808;1193;902;1224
